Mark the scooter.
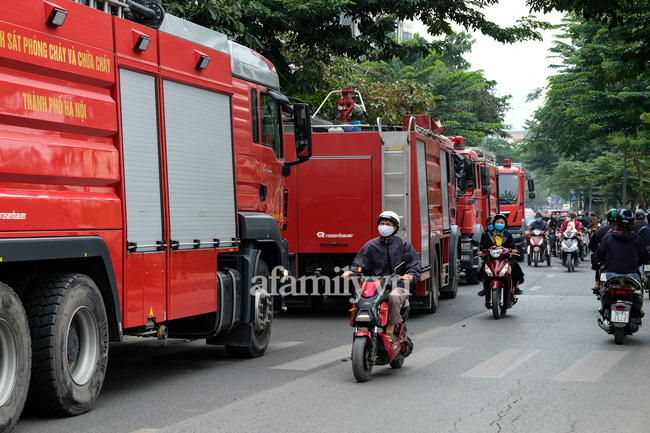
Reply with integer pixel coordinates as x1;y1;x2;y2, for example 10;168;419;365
479;245;517;319
561;231;580;272
579;227;590;258
527;229;551;267
349;254;414;382
598;274;645;345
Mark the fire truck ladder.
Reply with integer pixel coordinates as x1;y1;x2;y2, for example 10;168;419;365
378;118;411;242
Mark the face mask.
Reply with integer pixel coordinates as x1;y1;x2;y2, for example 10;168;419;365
378;225;395;237
535;218;541;222
494;223;505;231
487;224;494;231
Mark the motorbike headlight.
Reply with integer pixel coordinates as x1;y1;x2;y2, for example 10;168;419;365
490;248;504;258
485;265;493;277
498;263;510;277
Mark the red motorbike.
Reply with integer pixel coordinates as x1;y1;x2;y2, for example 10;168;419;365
479;245;517;319
349;254;414;382
527;229;551;267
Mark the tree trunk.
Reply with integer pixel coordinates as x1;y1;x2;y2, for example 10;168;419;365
633;151;645;210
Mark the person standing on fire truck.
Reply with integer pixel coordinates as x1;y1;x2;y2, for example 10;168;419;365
341;211;421;343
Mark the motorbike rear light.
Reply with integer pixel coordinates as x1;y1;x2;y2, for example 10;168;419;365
616;306;626;311
349;307;356;312
380;308;389;311
611;288;635;297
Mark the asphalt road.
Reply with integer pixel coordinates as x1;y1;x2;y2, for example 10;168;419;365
14;251;650;433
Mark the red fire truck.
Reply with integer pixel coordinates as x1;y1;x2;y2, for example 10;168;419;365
497;159;535;259
452;139;499;284
283;99;461;313
0;0;311;427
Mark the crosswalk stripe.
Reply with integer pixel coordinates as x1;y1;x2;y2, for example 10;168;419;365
270;344;350;371
266;341;303;354
462;349;539;378
554;350;628;382
394;346;459;374
527;285;542;291
411;326;447;340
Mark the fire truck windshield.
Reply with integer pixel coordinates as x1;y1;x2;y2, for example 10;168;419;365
454;154;474;194
499;173;518;204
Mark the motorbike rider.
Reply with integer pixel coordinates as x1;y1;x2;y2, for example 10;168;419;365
590;212;600;229
589;208;619;292
548;211;562;254
559;211;584;261
341;211;421;343
528;211;551;233
639;212;650;247
595;209;648;299
476;213;525;297
576;210;594;233
634;209;648;233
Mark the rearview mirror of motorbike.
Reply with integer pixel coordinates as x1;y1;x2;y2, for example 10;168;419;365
471;239;480;247
394;253;413;274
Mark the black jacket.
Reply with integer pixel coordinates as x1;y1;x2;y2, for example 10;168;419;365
577;217;593;229
639;225;650;247
548;218;561;231
634;219;648;234
528;220;550;232
351;235;421;281
480;230;516;250
589;222;616;252
595;231;649;274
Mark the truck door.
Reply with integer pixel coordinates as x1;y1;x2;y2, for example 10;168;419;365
162;80;238;320
258;91;285;226
120;69;167;328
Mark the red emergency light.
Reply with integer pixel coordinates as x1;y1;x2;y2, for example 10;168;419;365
503;159;511;168
453;136;465;149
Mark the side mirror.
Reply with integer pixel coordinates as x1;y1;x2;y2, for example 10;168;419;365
482;185;491;195
395;253;413;273
470;239;480;247
529;192;536;199
480;165;490;186
528;178;535;192
293;103;312;159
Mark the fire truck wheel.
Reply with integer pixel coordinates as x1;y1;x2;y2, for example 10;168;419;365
24;273;108;416
465;268;479;285
0;283;31;433
421;258;439;314
226;260;272;358
440;258;460;299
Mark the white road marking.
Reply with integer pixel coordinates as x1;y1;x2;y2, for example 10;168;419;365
265;341;304;354
130;429;159;433
411;326;447;340
395;346;459;374
462;349;539;378
527;285;542;291
270;344;351;371
554;350;628;382
546;274;555;278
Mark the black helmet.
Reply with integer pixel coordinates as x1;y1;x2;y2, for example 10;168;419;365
568;211;576;219
486;215;495;226
493;213;509;229
606;208;617;222
635;209;646;220
616;208;635;227
535;211;542;218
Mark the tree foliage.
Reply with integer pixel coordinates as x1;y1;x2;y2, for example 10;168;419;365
522;12;650;210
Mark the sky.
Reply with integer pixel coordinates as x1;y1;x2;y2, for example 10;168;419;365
413;0;564;130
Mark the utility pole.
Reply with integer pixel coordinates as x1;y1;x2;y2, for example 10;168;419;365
622;147;628;207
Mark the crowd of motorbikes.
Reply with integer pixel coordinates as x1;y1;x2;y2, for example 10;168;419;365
347;214;650;382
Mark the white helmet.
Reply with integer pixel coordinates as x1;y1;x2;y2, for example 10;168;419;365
377;211;400;232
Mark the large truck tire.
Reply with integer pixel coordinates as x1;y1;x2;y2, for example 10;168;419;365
24;274;108;416
226;260;272;358
465;268;479;285
0;283;31;433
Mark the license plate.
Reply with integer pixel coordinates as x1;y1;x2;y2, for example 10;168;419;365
461;254;471;260
611;309;630;323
